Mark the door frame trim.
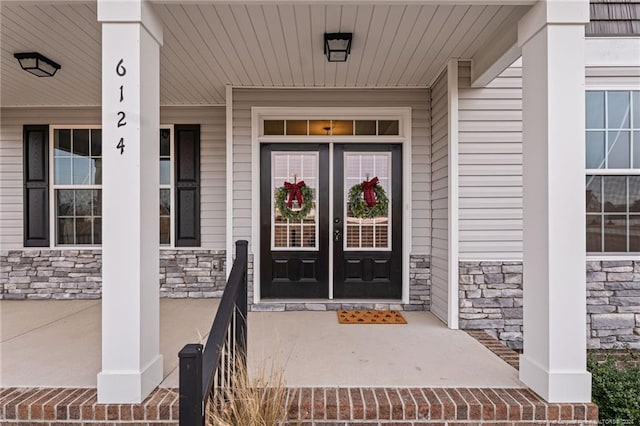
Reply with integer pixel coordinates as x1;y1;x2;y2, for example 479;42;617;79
250;107;412;305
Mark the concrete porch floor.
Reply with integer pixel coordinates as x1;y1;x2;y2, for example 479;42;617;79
0;299;522;389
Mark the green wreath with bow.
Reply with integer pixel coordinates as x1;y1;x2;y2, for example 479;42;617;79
275;181;315;222
348;177;389;219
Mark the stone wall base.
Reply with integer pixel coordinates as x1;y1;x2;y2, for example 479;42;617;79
459;260;640;350
0;250;226;300
1;251;431;311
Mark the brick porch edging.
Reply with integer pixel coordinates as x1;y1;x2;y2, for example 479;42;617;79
467;330;521;370
284;387;597;425
1;386;597;425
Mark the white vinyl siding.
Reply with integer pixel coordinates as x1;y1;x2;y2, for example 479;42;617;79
430;70;449;323
161;107;226;250
0;108;102;250
586;67;640;88
232;88;431;254
0;106;226;250
457;61;524;261
456;61;640;260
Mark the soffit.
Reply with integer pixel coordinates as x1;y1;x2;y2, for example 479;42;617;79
0;2;529;107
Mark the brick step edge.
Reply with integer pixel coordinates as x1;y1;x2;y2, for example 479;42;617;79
466;331;521;370
284;388;597;423
1;387;597;424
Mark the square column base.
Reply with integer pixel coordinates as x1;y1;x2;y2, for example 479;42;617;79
97;355;163;403
520;354;592;403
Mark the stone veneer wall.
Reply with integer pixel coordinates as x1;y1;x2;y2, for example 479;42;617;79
587;260;640;349
458;261;524;348
1;250;430;311
247;254;430;311
459;260;640;350
0;249;226;299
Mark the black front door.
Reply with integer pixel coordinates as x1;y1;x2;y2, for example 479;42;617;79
260;143;402;299
333;144;402;298
260;144;329;298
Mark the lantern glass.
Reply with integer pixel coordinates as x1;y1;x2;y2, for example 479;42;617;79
324;33;352;62
14;52;61;77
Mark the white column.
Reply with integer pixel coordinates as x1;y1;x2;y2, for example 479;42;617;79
97;0;163;403
517;0;591;403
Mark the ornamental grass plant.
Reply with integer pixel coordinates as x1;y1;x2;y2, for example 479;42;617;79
205;354;290;426
587;349;640;425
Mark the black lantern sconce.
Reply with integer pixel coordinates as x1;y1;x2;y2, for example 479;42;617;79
324;33;352;62
14;52;61;77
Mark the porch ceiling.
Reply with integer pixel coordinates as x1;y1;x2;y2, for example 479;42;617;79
0;1;530;107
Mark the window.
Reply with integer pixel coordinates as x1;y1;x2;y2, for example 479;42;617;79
53;128;102;245
52;127;173;246
586;91;640;253
263;119;400;136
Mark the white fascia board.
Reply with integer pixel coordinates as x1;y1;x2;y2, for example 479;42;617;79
470;6;529;87
585;37;640;67
149;0;536;4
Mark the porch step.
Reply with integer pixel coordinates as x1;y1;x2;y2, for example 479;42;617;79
2;386;598;425
285;387;598;425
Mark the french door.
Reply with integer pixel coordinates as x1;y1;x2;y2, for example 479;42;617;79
260;143;402;299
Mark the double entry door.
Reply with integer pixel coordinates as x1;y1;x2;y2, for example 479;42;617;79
260;143;402;299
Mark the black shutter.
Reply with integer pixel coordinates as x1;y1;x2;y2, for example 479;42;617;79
23;125;50;247
175;125;201;247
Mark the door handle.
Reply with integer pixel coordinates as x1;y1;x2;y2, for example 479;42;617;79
334;228;341;242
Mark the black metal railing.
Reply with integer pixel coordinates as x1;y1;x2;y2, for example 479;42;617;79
178;240;248;426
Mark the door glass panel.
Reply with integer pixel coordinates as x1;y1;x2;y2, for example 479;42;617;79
344;152;391;250
272;152;318;249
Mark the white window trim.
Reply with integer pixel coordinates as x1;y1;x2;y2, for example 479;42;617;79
249;106;412;304
585;89;640;258
48;124;176;250
49;125;102;250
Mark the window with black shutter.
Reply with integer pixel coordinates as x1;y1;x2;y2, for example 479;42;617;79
24;125;50;247
174;124;201;247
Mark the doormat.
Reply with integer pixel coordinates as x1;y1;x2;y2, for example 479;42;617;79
337;310;407;324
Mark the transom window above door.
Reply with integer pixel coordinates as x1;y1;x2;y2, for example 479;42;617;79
263;119;400;136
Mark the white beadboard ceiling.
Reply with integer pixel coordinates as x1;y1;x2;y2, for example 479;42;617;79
0;2;530;107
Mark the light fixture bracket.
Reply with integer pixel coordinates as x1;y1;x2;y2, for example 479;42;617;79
14;52;61;77
324;33;352;63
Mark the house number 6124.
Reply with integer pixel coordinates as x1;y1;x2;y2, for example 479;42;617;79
116;59;127;155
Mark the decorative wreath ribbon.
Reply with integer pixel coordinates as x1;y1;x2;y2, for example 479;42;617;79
361;177;379;208
284;180;306;208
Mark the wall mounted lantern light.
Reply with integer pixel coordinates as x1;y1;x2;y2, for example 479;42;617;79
14;52;61;77
324;33;352;62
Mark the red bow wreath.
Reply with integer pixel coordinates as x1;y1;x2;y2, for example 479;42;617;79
361;177;379;208
284;180;306;208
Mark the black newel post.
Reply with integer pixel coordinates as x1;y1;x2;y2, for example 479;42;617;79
179;343;204;426
235;240;248;364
